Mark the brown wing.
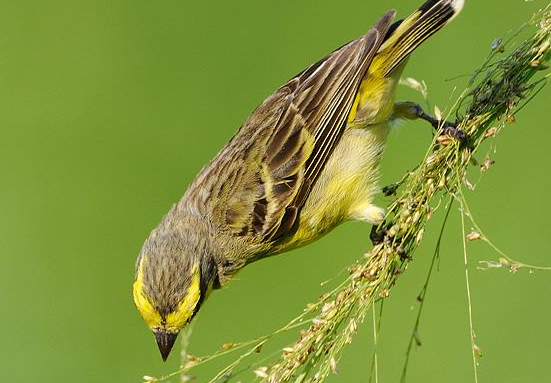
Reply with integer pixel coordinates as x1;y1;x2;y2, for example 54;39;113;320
185;11;396;242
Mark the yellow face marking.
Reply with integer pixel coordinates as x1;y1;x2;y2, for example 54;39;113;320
133;256;202;332
165;265;201;331
133;257;162;329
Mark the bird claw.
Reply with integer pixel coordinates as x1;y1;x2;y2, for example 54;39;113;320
370;224;409;260
370;224;386;245
439;120;468;142
410;103;468;143
382;183;400;197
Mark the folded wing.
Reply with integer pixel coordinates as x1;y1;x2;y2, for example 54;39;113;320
186;11;396;242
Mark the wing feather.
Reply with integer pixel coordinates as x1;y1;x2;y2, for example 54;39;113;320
184;11;396;242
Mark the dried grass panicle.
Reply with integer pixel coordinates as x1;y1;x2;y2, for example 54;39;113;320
261;6;551;383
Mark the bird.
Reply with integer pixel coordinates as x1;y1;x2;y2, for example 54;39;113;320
133;0;465;361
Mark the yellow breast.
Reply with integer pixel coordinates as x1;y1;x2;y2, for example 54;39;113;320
270;58;407;254
272;122;390;254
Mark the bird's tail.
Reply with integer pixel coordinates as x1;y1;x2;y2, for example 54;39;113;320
371;0;464;77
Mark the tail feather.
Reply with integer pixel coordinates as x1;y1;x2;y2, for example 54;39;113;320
373;0;464;76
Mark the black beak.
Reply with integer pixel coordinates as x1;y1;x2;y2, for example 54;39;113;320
154;330;179;361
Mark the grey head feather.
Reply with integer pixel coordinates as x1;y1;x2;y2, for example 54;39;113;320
138;210;219;318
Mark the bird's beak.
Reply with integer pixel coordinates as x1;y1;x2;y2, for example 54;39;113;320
154;330;179;361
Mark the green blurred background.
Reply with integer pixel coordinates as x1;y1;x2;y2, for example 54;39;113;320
1;0;550;382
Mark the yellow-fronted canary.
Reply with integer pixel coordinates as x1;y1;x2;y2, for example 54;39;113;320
133;0;465;361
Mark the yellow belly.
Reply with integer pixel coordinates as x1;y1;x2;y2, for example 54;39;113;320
271;64;405;254
272;122;391;253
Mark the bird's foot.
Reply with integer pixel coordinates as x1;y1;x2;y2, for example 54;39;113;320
436;119;468;142
382;183;400;197
370;224;387;245
370;223;409;260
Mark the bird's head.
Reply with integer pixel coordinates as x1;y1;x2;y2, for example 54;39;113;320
133;229;219;361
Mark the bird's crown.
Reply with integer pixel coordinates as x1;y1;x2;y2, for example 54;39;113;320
133;254;201;333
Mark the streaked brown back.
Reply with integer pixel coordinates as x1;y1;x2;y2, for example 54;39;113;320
183;11;396;243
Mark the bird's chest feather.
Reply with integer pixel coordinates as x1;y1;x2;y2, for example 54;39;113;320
267;64;405;254
272;124;390;253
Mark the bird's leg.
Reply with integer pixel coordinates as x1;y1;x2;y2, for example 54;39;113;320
393;101;467;141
